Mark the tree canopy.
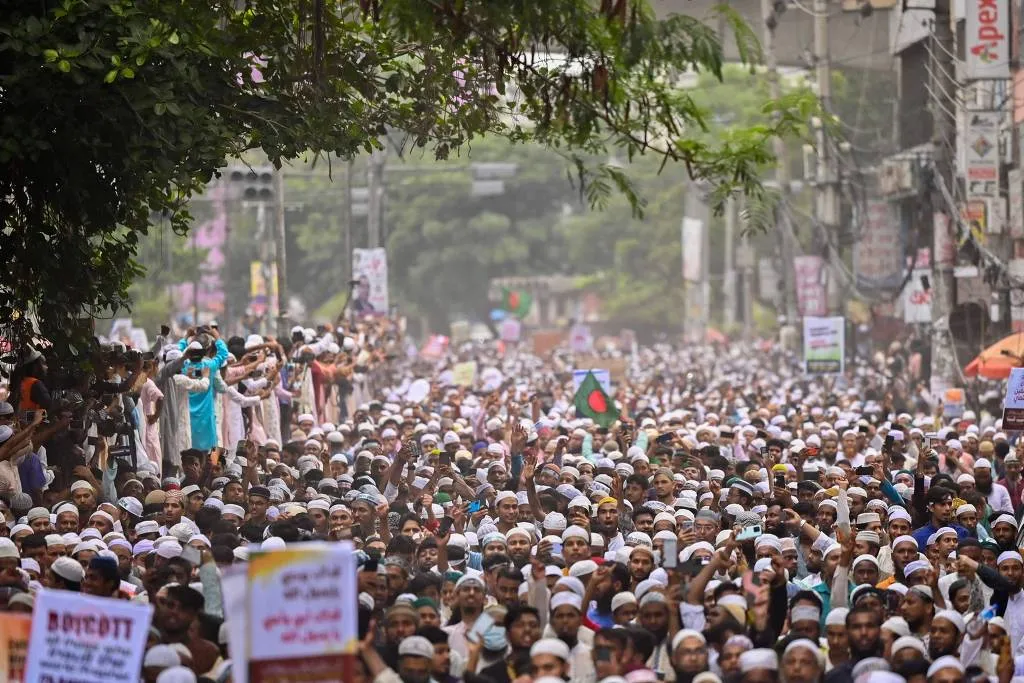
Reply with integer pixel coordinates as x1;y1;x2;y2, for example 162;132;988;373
0;0;814;354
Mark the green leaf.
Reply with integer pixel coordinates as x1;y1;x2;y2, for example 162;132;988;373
42;49;58;63
104;69;117;83
57;60;70;73
121;67;134;79
168;32;179;45
154;103;166;116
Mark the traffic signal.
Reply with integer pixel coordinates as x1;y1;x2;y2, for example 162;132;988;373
227;165;274;201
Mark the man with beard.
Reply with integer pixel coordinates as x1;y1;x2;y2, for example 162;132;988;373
585;562;630;629
958;551;1024;657
781;638;824;683
548;592;596;683
997;452;1024;511
155;584;219;675
379;603;420;668
989;514;1018;553
628;546;656;586
973;458;1013;513
637;593;672;674
824;605;882;683
444;574;487;658
928;609;966;660
366;635;433;683
669;629;708;683
505;528;532;567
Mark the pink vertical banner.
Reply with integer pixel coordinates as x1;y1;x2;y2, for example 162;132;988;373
794;255;827;317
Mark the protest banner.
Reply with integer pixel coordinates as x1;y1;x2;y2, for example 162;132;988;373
569;324;593;352
803;316;845;375
0;613;30;682
247;542;358;683
25;589;152;683
452;361;478;387
1003;368;1024;429
574;355;628;384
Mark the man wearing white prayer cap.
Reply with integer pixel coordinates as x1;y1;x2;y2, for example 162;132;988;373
928;609;966;661
926;655;965;682
738;648;778;683
781;639;823;683
670;630;709;682
530;638;571;680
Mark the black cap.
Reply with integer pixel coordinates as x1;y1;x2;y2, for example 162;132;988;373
248;486;271;500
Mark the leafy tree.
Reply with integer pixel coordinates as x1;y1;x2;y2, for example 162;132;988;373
0;0;813;355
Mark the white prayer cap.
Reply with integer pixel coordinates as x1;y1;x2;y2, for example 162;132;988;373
881;616;909;637
824;607;848;627
671;629;706;652
550;592;583;612
933;609;965;633
890;636;926;658
926;656;965;678
530;638;571;662
738;649;778;672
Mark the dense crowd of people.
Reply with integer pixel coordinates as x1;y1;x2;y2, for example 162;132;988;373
0;317;1021;683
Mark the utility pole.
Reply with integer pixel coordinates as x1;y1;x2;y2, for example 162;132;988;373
366;145;387;248
928;0;958;393
274;169;288;338
344;159;353;280
813;0;842;314
761;0;799;323
723;196;737;328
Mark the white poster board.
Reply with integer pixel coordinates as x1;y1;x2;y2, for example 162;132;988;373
25;589;152;683
803;316;845;375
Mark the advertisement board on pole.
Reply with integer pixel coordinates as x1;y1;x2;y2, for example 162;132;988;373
351;248;389;315
795;256;828;317
964;0;1010;80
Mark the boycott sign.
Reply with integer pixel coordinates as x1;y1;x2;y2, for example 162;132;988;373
25;589;152;683
1002;368;1024;429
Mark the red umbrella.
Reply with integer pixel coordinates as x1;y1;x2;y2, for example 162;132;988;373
963;332;1024;379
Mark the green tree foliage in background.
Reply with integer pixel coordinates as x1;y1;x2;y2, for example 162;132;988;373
0;0;814;355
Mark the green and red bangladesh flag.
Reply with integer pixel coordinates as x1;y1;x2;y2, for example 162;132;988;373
574;371;619;427
501;288;532;319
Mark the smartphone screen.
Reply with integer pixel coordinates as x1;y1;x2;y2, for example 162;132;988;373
467;500;483;514
438;517;454;536
439;451;451;467
663;538;678;569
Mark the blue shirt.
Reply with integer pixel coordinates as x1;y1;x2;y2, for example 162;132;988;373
18;452;45;493
587;602;615;629
177;338;229;451
910;521;971;549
